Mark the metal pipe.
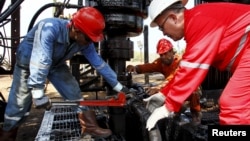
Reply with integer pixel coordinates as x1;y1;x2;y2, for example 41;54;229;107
144;25;149;84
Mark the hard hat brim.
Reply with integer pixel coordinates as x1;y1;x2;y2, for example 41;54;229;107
89;34;104;42
150;0;188;27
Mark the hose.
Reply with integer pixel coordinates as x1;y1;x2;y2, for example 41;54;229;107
127;83;162;141
27;2;82;32
0;0;24;24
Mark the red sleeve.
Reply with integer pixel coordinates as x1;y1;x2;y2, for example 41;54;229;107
136;58;162;73
161;12;225;112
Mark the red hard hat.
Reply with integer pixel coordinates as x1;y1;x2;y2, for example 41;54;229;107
156;38;173;54
71;7;105;42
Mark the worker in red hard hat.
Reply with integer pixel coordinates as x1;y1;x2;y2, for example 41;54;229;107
127;38;202;125
145;0;250;131
0;7;130;140
127;38;179;83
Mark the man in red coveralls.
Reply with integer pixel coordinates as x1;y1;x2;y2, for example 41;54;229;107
145;0;250;131
127;38;202;124
127;38;181;95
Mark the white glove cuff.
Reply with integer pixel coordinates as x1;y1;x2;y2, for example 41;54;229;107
113;82;123;92
160;105;175;118
31;89;44;99
159;105;171;117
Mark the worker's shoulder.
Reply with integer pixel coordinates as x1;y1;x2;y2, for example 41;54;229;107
38;17;69;28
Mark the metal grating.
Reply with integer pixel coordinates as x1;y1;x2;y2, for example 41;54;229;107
35;105;82;141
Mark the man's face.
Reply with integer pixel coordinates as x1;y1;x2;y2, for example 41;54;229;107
74;30;92;46
159;49;175;65
155;12;184;41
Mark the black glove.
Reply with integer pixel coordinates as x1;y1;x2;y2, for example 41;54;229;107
121;86;130;94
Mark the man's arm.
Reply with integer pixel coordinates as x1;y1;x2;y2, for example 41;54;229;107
82;43;127;92
127;58;162;74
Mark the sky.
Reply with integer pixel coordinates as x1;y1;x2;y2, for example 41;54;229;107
1;0;194;61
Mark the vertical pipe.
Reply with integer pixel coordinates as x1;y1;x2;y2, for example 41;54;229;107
11;0;20;73
144;25;149;84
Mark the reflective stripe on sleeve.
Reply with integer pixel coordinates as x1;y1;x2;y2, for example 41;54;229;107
226;25;250;71
180;61;210;70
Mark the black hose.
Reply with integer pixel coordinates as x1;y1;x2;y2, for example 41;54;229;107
128;100;162;141
0;0;24;23
127;84;162;141
0;31;5;64
0;0;6;14
27;3;83;32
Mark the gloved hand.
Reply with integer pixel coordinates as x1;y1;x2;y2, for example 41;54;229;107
121;85;130;94
113;82;132;94
146;104;173;131
143;92;165;113
31;89;50;109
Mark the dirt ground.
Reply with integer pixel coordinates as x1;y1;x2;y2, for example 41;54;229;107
0;73;164;141
0;75;59;141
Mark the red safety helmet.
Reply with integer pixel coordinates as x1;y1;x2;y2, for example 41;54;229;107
71;7;105;42
156;38;173;54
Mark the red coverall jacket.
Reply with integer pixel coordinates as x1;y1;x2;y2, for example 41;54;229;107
136;55;181;82
136;55;201;112
161;3;250;124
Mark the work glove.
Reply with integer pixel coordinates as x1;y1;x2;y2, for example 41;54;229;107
121;85;130;94
146;104;173;131
113;82;132;95
31;89;50;109
143;92;165;113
